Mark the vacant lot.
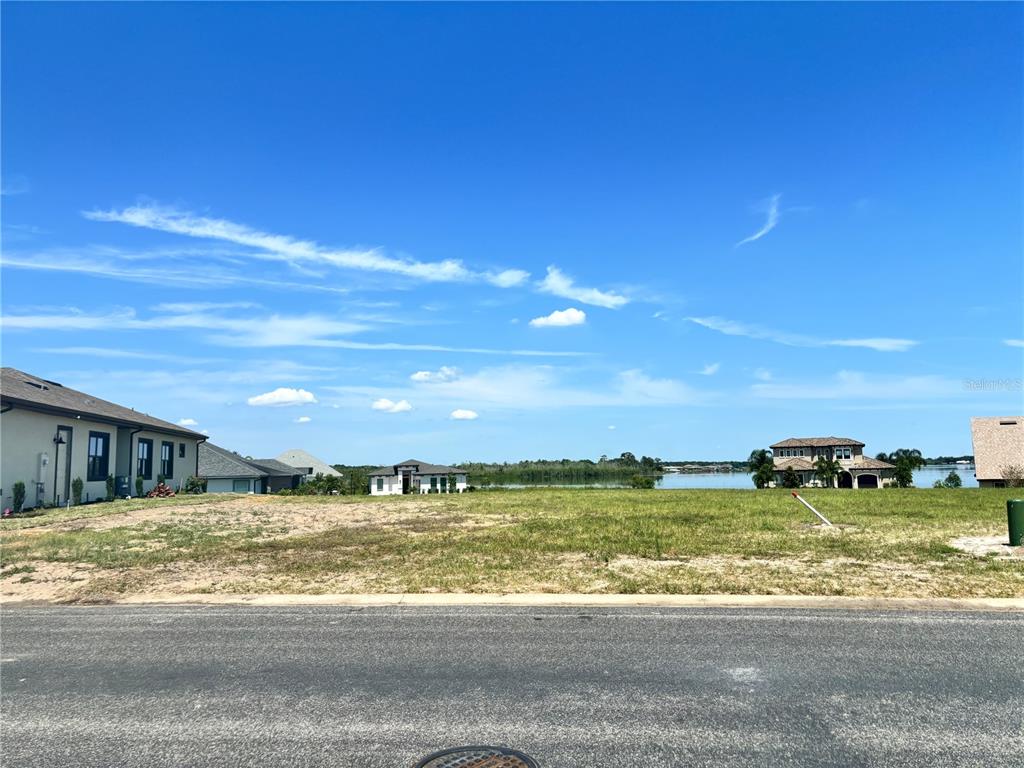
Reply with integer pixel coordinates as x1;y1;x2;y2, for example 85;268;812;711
1;489;1021;602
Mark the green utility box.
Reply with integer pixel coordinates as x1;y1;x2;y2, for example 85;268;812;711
1008;500;1024;547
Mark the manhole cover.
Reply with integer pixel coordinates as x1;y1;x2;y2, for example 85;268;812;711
414;745;540;768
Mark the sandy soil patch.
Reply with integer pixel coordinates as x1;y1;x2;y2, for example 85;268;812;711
950;535;1023;559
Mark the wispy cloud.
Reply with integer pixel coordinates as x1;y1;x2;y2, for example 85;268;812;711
529;307;587;328
751;370;961;401
0;247;351;295
330;365;709;411
247;387;318;407
372;398;413;413
294;416;312;424
1005;339;1024;348
177;418;199;427
7;306;586;356
40;346;219;364
84;204;528;288
537;266;628;309
736;194;781;247
699;362;721;376
688;316;918;353
450;409;479;420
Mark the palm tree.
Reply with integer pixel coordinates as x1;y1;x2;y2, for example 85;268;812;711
753;462;776;489
748;449;775;489
814;456;842;488
889;448;925;487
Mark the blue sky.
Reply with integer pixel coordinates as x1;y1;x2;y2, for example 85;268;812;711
2;2;1022;463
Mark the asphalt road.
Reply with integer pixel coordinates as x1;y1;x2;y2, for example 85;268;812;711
2;606;1021;767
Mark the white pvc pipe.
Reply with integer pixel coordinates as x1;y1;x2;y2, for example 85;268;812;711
792;492;833;526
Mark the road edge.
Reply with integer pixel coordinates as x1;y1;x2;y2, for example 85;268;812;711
4;593;1022;611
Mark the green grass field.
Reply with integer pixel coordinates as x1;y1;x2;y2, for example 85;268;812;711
1;488;1021;601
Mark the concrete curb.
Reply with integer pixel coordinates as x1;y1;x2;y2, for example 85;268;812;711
44;593;1024;611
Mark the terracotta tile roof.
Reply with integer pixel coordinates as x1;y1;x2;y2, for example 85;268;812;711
971;417;1024;481
1;367;205;439
773;458;815;471
770;437;865;449
850;457;895;470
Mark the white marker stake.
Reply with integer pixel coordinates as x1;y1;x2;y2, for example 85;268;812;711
792;492;833;527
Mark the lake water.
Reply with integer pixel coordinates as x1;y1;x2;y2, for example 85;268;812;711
483;465;979;489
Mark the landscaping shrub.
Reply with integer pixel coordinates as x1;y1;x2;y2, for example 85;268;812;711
12;481;26;513
135;477;144;497
182;476;206;494
630;474;656;489
105;474;115;501
71;477;84;505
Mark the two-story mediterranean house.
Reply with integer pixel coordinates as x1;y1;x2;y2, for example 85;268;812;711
368;459;468;495
770;436;895;488
0;367;207;509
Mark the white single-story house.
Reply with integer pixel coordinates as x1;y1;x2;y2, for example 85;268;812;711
368;459;467;495
0;367;206;509
275;448;342;480
970;416;1024;487
198;443;305;493
770;436;895;489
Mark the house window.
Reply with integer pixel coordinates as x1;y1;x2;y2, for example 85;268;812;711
178;443;186;459
843;448;851;459
137;438;153;479
87;431;110;481
430;476;438;491
232;479;249;493
376;477;384;492
161;441;174;479
798;449;804;457
440;476;448;492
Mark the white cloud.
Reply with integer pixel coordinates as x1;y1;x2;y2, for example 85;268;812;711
247;387;318;407
537;266;628;309
411;366;460;382
529;307;587;328
450;409;479;420
177;418;198;426
736;194;781;247
1005;339;1024;348
688;316;917;353
488;269;530;288
294;416;312;424
372;398;413;413
753;368;773;381
699;362;721;376
84;204;528;287
608;425;616;430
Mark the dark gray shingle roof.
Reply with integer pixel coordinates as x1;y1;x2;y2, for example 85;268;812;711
248;458;306;477
369;459;465;476
199;443;267;479
1;367;206;439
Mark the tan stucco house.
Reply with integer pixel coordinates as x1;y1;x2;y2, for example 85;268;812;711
368;459;467;495
0;367;206;509
970;417;1024;487
770;436;895;488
